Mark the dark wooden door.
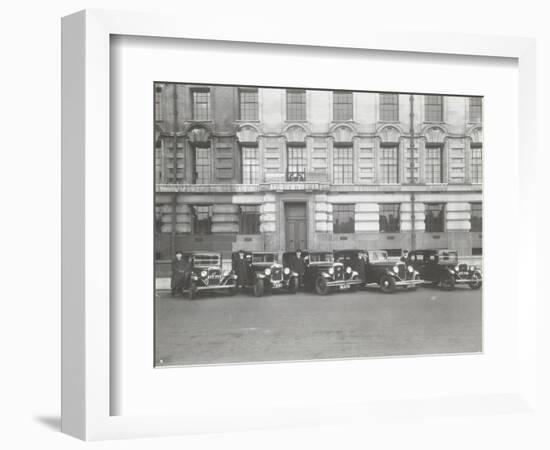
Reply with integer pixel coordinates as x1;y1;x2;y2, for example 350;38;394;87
285;203;307;251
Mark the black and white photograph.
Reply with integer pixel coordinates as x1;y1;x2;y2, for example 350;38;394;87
154;83;483;367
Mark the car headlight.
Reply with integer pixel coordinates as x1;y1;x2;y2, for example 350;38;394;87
455;265;459;272
264;268;271;276
449;269;455;274
201;270;207;277
469;266;475;271
223;270;230;276
407;265;413;273
283;267;290;275
393;266;399;274
328;267;334;275
346;266;352;274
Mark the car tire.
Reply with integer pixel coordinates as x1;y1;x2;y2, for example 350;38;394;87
227;280;238;296
315;276;330;295
253;278;264;297
468;272;482;290
379;275;396;293
188;281;198;300
288;277;298;294
440;273;456;290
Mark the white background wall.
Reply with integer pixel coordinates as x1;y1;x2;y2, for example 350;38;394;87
0;0;548;449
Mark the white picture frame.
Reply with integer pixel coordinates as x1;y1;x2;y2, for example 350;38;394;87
61;9;538;441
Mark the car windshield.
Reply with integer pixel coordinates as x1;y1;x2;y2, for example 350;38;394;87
437;250;458;264
193;254;220;266
308;253;334;263
252;253;278;263
367;250;389;262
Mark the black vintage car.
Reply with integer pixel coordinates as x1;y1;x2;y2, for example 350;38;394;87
334;249;423;293
231;251;299;297
185;252;238;299
298;251;362;295
406;249;482;290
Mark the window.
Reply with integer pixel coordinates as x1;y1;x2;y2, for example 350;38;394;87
425;145;443;183
471;144;482;184
154;85;163;122
192;205;212;235
192;88;210;121
333;146;353;183
287;145;306;180
425;203;445;232
472;247;483;256
241;145;260;184
379;204;400;232
425;95;443;122
286;89;306;121
239;205;261;234
469;97;482;122
193;146;211;184
379;145;399;183
239;88;258;121
333;91;353;121
379;94;399;121
470;202;482;232
333;204;355;233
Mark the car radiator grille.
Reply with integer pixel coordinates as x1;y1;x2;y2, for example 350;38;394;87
207;268;221;285
271;268;282;281
334;266;344;280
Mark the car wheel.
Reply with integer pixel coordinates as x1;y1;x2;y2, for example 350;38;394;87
288;277;298;294
468;272;482;290
227;280;238;296
315;276;330;295
440;273;456;290
253;278;264;297
379;275;396;293
188;281;198;300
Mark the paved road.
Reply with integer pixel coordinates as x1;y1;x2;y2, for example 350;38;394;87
155;286;482;367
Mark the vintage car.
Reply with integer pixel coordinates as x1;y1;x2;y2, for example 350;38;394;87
334;249;423;293
298;251;362;295
406;249;482;290
231;251;299;297
185;252;238;299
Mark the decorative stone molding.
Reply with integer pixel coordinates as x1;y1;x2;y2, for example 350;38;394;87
236;124;260;143
186;126;211;144
331;124;356;143
424;126;447;144
469;127;483;144
378;125;401;143
283;124;308;143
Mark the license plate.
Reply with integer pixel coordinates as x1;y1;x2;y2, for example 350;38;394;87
272;281;282;288
340;285;350;290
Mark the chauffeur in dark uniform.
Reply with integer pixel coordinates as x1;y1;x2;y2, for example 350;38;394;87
290;249;307;289
234;250;249;289
356;251;368;285
171;251;191;297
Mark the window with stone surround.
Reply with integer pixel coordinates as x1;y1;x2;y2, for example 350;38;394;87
379;203;401;232
239;205;261;234
425;145;443;183
424;203;445;232
333;91;353;121
333;145;353;183
470;202;482;232
154;84;163;122
192;88;210;121
193;146;211;184
379;94;399;121
241;145;260;184
286;89;306;121
379;145;399;184
239;88;259;121
469;97;482;122
192;205;212;235
333;204;355;233
470;144;482;184
287;144;306;181
425;95;443;122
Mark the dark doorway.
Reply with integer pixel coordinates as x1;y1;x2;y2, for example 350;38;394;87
285;202;307;251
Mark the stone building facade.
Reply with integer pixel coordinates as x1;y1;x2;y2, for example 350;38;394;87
154;83;483;260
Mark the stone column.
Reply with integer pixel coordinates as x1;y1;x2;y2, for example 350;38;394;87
445;202;471;231
354;203;379;232
260;193;278;250
400;201;425;232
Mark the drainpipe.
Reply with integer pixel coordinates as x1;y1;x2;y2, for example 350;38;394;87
409;94;416;251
